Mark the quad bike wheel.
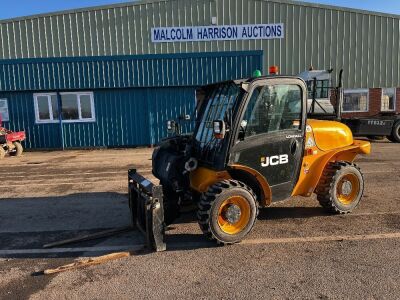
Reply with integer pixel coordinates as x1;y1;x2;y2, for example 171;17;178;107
197;180;258;244
316;162;364;214
9;141;23;157
0;146;5;159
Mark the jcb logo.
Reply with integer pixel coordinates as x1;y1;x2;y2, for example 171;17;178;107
261;154;289;167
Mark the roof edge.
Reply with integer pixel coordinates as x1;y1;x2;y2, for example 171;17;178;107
0;0;399;24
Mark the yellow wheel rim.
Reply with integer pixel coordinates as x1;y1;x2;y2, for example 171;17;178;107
337;173;360;205
217;196;251;235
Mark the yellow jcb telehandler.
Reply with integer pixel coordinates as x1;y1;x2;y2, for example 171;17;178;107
128;68;371;251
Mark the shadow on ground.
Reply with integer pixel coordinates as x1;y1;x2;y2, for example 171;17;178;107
0;192;140;259
162;205;333;252
0;192;339;258
258;206;330;220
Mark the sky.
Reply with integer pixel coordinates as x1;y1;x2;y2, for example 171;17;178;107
0;0;399;20
299;0;400;15
0;0;129;20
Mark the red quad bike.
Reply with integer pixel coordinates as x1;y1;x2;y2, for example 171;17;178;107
0;116;26;159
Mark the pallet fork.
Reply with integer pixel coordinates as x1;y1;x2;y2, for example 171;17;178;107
128;169;166;252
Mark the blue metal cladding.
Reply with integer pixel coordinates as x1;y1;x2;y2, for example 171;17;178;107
1;92;61;149
0;51;263;91
60;87;196;148
0;87;197;148
60;89;150;148
0;51;263;149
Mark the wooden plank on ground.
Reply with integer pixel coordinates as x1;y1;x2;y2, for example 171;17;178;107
43;252;132;275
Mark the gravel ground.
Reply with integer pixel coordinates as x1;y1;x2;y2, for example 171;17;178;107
0;140;399;299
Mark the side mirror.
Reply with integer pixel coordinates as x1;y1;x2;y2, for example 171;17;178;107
167;120;177;133
213;120;226;139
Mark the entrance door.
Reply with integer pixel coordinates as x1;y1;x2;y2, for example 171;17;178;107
231;79;306;201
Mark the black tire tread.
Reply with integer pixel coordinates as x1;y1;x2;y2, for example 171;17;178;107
197;179;258;245
315;161;364;214
390;121;400;143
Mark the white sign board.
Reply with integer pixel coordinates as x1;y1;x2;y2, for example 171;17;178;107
152;24;284;43
0;99;9;122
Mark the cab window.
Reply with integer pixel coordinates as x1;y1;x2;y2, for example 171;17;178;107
307;80;329;99
241;84;302;138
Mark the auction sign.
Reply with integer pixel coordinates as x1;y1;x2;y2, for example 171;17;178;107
151;24;284;43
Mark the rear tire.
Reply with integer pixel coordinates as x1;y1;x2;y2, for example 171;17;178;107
9;141;23;156
0;146;5;159
197;180;258;245
316;162;364;214
389;121;400;143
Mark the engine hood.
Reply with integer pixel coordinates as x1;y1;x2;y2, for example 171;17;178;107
307;119;353;151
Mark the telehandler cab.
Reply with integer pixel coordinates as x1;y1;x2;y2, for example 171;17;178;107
128;70;371;251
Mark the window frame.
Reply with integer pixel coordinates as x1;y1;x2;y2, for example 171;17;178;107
240;82;304;140
59;91;96;123
381;88;396;112
0;98;9;122
307;79;330;99
34;92;96;124
342;89;369;113
33;93;59;124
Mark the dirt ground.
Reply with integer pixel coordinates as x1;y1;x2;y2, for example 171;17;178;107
0;141;399;299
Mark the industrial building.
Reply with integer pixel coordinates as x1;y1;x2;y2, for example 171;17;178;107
0;0;399;149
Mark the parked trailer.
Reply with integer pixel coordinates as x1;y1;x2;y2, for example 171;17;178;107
342;117;400;142
298;69;400;143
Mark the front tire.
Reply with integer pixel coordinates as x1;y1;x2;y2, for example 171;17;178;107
197;180;258;245
9;141;23;156
316;162;364;214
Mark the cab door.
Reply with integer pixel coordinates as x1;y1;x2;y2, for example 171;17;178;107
229;78;307;201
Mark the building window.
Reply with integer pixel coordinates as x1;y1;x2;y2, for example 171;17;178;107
0;99;9;122
34;93;59;123
60;92;95;122
34;92;95;124
343;89;369;112
381;88;396;112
